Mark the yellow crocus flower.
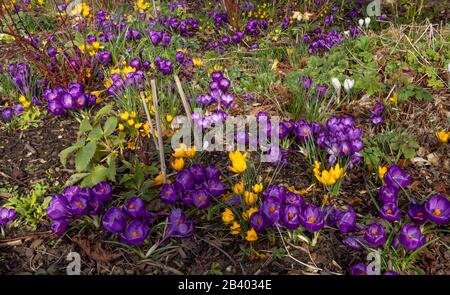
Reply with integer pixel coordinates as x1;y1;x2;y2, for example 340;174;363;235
245;228;258;242
435;130;449;143
171;157;185;171
221;208;235;224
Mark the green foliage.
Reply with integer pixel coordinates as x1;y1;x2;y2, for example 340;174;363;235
5;183;51;230
397;84;433;102
362;130;420;168
59;104;125;187
6;106;46;130
118;160;159;201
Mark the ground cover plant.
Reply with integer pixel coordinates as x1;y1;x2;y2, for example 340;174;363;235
0;0;449;276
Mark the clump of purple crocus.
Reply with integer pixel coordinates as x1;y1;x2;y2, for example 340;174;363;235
102;195;157;245
161;163;225;210
7;62;31;96
46;181;113;235
377;165;412;222
192;70;236;130
154;56;173;75
303;28;345;54
256;185;326;233
42;83;97;116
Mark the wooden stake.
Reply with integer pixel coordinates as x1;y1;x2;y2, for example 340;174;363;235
150;79;167;183
139;91;159;149
174;74;192;126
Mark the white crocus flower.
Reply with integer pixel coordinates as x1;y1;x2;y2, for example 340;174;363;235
331;78;341;96
358;19;364;27
343;79;355;93
364;17;371;28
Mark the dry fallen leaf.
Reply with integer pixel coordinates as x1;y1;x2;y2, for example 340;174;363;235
72;235;122;262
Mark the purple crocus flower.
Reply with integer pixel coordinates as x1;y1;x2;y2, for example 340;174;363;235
407;202;427;225
102;207;127;233
62;185;80;202
50;219;69;235
383;165;412;190
46;195;70;220
75;94;87;109
96;50;112;64
92;181;112;202
281;205;301;230
335;206;356;233
342;236;364;250
284;192;304;207
176;51;185;63
279;120;295;139
350;263;368;275
68;195;89;216
206;178;226;197
379;186;398;204
191;190;211;209
0;208;15;225
165;208;193;238
47;47;57;58
364;223;386;247
299;204;325;232
175;170;195;192
299;76;312;91
205;165;220;179
211;71;223;82
161;183;178;205
315;84;329;97
249;212;266;233
189;164;206;181
1;108;13;122
88;197;104;216
123;196;146;219
399;224;426;252
161;32;172;47
380;202;401;222
47;99;65;116
61;93;76;110
262;184;286;203
261;197;281;225
424;195;449;225
120;220;149;245
295;119;312;141
219;78;231;91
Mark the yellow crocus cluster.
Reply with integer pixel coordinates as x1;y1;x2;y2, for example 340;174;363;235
192;58;204;67
71;2;92;18
79;41;102;56
18;95;30;108
242;2;269;20
435;130;449;143
118;111;151;138
172;143;196;159
134;0;151;12
313;161;345;186
229;151;247;174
